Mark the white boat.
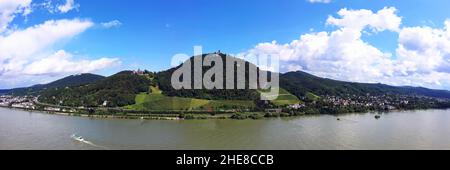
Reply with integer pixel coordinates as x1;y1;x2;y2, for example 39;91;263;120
71;134;85;142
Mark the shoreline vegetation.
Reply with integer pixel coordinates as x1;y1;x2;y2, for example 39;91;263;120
3;90;450;120
29;89;450;120
0;104;270;120
32;94;450;120
1;104;445;121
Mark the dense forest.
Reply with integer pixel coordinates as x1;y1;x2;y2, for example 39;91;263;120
280;71;450;99
4;73;105;96
38;71;151;107
156;53;263;101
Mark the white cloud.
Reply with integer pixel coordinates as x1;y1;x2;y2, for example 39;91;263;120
37;0;57;13
286;64;303;72
243;8;400;82
23;50;120;76
0;18;120;87
0;0;32;33
0;0;120;88
57;0;79;13
326;7;402;32
101;20;122;29
0;19;94;68
241;7;450;90
307;0;332;4
396;20;450;75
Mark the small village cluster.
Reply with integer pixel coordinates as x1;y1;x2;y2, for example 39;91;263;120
0;95;37;109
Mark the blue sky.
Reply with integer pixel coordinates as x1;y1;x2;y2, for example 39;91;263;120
1;0;450;90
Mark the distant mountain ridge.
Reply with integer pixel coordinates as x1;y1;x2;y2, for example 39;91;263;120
280;71;450;99
38;71;152;107
2;73;105;95
41;73;106;89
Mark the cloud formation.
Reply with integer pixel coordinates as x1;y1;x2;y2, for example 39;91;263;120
0;0;121;88
0;18;120;77
0;0;32;33
57;0;79;13
101;20;122;29
241;7;450;89
307;0;332;4
23;50;120;76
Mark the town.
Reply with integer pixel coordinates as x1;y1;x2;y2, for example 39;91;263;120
0;95;37;110
0;95;77;113
283;94;450;115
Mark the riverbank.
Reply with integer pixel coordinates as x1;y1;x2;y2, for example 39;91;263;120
3;93;450;120
3;104;447;121
2;104;301;120
0;105;236;120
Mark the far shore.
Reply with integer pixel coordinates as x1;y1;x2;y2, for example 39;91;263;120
0;105;230;120
2;105;449;121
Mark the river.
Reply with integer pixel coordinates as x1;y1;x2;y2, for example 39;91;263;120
1;107;450;150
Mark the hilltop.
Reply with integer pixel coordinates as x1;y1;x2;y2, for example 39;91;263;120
38;71;152;107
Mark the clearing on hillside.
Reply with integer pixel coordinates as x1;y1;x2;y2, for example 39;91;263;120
125;86;255;111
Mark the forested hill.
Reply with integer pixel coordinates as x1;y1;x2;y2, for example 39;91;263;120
155;53;261;100
38;71;152;107
280;71;450;99
4;73;105;96
0;89;10;94
42;73;105;89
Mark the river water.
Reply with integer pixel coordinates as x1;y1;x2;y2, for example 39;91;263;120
1;107;450;150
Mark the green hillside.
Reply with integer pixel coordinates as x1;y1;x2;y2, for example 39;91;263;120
125;86;255;111
39;71;151;107
7;73;105;96
280;71;450;99
259;88;301;106
155;53;260;101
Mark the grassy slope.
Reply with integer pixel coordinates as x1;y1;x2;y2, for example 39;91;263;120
306;92;321;101
259;88;302;106
125;86;255;111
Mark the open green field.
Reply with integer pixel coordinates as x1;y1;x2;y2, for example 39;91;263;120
125;86;255;111
149;86;162;94
125;86;302;111
306;92;321;101
259;88;302;106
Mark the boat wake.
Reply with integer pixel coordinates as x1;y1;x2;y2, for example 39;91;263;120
70;134;108;149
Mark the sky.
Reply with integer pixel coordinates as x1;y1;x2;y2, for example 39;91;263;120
1;0;450;90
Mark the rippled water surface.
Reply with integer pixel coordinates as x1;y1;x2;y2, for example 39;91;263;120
1;107;450;150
